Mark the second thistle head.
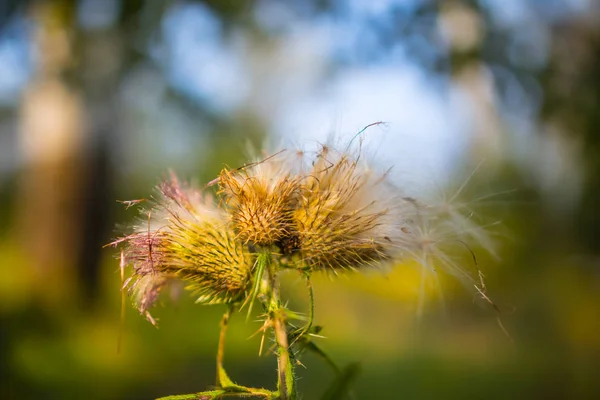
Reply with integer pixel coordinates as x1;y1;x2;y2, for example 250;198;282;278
218;151;301;247
291;145;405;272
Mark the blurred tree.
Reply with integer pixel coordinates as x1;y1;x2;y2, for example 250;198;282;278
539;14;600;254
18;0;84;306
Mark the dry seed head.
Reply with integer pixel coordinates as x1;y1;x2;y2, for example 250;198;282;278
294;146;402;271
289;142;495;302
218;151;300;246
114;175;253;323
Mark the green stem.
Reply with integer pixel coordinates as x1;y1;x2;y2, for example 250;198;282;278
216;305;233;387
214;305;274;397
263;250;296;400
273;304;294;399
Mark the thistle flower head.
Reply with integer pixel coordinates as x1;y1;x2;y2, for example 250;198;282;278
293;145;405;271
113;175;253;323
218;151;300;246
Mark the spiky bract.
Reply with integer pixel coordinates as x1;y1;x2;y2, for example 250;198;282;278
219;153;300;246
293;146;397;271
115;176;252;323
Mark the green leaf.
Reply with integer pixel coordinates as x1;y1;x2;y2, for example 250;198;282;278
244;251;268;321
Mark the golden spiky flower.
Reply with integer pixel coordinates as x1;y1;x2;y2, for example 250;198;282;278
112;175;253;324
218;152;300;247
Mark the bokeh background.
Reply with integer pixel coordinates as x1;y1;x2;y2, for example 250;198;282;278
1;0;599;399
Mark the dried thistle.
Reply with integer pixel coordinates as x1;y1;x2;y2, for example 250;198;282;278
292;146;397;271
109;136;501;400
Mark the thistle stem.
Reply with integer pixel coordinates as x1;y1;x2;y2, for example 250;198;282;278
264;250;296;400
216;305;233;387
213;304;275;398
272;290;295;399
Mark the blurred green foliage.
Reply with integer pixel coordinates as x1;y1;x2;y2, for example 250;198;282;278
1;1;599;399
